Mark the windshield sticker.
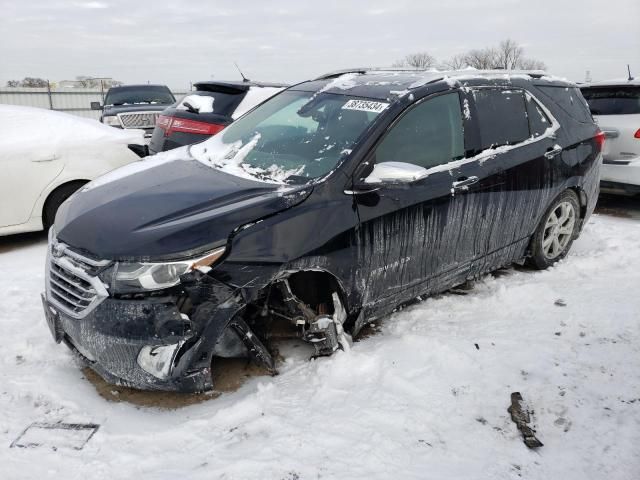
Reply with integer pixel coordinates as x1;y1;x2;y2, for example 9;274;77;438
341;99;389;113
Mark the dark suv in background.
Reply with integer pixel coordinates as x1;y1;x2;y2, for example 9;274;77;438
148;80;285;154
44;69;602;392
91;84;176;138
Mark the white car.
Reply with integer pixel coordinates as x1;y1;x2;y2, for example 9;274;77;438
581;79;640;195
0;105;145;236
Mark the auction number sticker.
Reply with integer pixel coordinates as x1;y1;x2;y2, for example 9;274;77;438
342;99;389;113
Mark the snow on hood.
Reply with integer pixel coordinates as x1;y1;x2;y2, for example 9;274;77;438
0;105;145;158
82;145;192;192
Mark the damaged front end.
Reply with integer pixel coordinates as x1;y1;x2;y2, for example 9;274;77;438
43;230;350;392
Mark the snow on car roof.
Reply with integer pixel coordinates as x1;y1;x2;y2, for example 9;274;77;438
296;69;574;100
0;105;145;157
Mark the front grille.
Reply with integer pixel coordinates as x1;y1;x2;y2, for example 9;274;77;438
118;111;159;129
46;234;110;319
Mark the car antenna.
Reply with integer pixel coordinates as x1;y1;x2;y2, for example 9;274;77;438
627;64;634;81
234;62;250;82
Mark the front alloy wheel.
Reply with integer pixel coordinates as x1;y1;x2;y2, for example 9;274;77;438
527;190;580;269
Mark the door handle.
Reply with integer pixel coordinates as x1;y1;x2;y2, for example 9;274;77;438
452;176;479;191
344;187;381;195
544;145;563;159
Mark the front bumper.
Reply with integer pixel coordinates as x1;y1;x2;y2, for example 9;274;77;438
42;233;247;392
42;293;213;392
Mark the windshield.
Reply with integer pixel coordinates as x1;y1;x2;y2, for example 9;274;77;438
581;86;640;115
189;90;387;184
105;86;175;106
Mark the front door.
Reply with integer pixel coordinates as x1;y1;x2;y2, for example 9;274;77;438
351;91;491;317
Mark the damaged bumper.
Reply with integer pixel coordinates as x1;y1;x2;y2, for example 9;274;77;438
43;293;214;392
42;236;254;392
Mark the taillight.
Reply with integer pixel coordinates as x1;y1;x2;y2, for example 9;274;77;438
634;128;640;139
594;130;606;151
156;115;225;137
156;115;172;131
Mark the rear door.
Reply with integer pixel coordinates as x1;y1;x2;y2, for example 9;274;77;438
459;87;561;274
0;148;63;227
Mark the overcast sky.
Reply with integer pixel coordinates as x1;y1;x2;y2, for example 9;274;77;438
1;0;638;89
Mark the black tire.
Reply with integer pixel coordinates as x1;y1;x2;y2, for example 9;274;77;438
43;181;87;229
527;190;581;270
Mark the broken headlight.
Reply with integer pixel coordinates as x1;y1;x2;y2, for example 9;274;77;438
107;246;226;293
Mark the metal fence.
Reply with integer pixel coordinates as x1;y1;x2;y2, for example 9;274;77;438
0;86;189;120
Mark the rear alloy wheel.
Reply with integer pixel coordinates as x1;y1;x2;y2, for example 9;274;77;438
527;191;580;270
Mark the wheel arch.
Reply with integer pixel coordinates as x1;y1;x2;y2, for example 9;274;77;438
42;179;90;227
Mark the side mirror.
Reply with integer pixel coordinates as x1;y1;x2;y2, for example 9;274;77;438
90;101;102;111
363;162;429;185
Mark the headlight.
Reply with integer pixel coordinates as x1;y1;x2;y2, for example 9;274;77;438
102;115;121;127
110;246;225;292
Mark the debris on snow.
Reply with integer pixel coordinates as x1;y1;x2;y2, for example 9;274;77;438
508;392;544;449
11;422;100;451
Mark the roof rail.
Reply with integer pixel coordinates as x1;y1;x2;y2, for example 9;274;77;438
313;67;548;81
313;68;369;80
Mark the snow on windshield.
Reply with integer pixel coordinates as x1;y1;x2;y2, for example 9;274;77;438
193;132;305;184
190;89;384;184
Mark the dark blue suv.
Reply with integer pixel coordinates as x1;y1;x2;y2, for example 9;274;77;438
44;69;602;392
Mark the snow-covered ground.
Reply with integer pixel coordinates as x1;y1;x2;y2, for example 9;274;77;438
1;205;639;479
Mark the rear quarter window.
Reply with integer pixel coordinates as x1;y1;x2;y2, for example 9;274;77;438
472;88;530;149
525;94;552;137
537;86;593;123
580;86;640;115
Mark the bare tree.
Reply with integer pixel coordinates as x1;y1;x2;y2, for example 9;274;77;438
75;76;123;88
518;58;547;70
395;39;547;73
21;77;48;87
463;48;499;69
392;52;436;69
494;38;523;70
6;80;20;87
442;53;470;70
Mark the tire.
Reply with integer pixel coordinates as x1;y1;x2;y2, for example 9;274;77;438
527;190;580;270
43;181;87;229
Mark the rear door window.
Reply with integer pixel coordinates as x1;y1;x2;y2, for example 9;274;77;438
581;86;640;115
472;89;529;149
373;92;464;170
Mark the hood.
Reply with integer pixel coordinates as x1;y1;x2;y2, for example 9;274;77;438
103;104;170;116
55;156;313;260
